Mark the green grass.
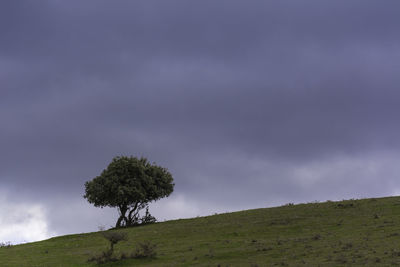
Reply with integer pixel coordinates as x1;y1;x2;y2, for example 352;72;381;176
3;196;400;266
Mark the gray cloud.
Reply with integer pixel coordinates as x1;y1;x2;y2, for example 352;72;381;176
1;0;400;242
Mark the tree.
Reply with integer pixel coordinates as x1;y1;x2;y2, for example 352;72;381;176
84;156;174;228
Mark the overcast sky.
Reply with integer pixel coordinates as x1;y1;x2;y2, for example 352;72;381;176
2;0;400;243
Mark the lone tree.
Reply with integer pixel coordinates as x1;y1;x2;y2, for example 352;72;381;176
84;156;174;228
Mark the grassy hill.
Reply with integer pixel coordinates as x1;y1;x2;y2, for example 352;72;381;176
2;196;400;266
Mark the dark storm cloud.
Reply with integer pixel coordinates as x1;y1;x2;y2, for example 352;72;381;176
1;0;400;240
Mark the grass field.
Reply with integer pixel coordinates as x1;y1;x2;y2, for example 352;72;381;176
2;196;400;266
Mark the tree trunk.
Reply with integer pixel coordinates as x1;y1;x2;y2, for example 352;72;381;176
127;203;139;226
115;216;124;228
116;205;128;228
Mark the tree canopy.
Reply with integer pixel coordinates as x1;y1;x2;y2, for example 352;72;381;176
84;156;174;227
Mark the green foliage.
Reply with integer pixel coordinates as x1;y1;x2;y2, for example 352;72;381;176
88;231;128;264
88;232;157;264
84;156;174;227
102;232;128;251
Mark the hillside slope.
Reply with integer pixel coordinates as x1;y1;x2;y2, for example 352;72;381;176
2;196;400;266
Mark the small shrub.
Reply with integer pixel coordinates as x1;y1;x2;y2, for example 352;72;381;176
102;231;128;249
391;249;400;257
342;242;353;250
131;240;157;258
387;232;400;237
0;241;12;248
336;202;354;208
140;207;157;225
88;251;118;265
88;231;128;264
312;234;321;240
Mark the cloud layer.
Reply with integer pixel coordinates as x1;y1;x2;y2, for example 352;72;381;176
0;193;53;244
1;1;400;241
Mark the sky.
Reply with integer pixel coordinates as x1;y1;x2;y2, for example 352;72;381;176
1;0;400;244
